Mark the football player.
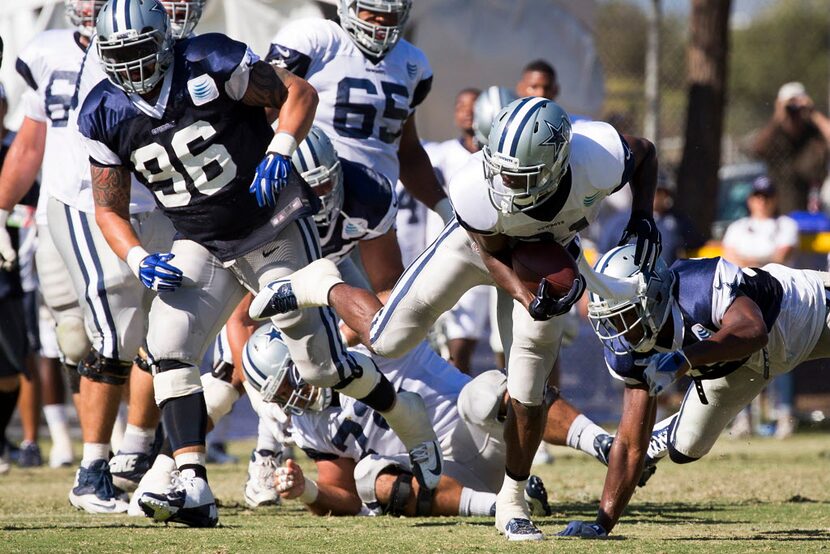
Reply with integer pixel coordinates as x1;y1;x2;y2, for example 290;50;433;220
77;0;440;527
560;244;830;538
0;0;110;505
515;59;560;101
241;324;614;518
251;96;661;540
265;0;453;226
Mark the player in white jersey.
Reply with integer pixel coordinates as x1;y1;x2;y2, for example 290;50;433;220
239;323;614;517
559;246;830;538
251;96;661;540
265;0;454;226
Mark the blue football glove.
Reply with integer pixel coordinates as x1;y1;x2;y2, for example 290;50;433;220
527;275;586;321
249;152;292;208
557;520;608;538
635;349;691;396
137;253;183;292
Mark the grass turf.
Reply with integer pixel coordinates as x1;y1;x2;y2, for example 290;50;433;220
1;433;830;553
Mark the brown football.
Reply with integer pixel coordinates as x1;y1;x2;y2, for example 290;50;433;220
511;240;579;297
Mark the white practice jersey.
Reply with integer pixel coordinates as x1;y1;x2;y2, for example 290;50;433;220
425;138;475;189
266;19;433;185
291;341;469;462
67;36;157;214
394;180;428;267
449;120;633;244
16;30;88;225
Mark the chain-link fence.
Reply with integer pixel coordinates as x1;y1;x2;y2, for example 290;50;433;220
596;0;830;170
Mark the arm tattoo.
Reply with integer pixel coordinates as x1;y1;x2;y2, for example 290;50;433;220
243;61;290;108
91;165;131;216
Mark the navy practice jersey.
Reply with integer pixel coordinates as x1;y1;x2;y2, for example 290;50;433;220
318;159;396;263
606;257;784;386
78;33;318;261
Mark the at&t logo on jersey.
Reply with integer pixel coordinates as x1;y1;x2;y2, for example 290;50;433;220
691;324;713;341
188;74;220;106
343;218;369;239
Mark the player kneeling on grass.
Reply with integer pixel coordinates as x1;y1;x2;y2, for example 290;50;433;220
557;244;830;538
242;323;617;517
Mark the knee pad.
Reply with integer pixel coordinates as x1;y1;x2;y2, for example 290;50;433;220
667;441;701;465
354;453;403;515
152;360;202;407
201;372;240;426
457;370;507;428
78;350;131;386
55;315;91;367
63;363;81;394
354;454;431;516
333;351;380;400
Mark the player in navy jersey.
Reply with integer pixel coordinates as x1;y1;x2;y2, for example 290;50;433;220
78;0;440;527
557;244;830;538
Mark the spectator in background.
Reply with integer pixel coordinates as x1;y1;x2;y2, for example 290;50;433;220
750;82;830;214
722;176;799;268
721;175;799;439
515;59;559;100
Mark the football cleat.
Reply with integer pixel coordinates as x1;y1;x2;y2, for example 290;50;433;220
110;451;154;492
17;441;42;467
593;433;614;466
524;475;552;517
69;459;129;514
128;454;177;517
409;439;442;492
138;468;218;528
244;449;281;508
249;280;298;319
502;517;545;541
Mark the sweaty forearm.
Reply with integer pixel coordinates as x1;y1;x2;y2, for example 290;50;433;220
94;209;141;261
597;436;648;531
0;141;44;211
306;483;362;516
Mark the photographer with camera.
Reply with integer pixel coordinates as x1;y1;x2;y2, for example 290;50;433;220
750;82;830;215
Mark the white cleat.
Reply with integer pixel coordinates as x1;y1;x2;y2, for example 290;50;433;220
128;454;176;517
388;391;442;491
501;518;545;541
138;469;218;528
409;440;442;492
244;450;281;508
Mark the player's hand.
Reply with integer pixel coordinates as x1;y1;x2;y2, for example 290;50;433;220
636;350;691;396
618;210;661;270
276;458;306;499
557;520;608;538
137;252;183;292
527;276;585;321
250;152;292;208
0;209;17;271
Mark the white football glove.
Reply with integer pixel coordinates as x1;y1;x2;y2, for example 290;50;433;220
0;209;17;270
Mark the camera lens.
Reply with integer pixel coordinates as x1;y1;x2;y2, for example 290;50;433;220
786;104;800;115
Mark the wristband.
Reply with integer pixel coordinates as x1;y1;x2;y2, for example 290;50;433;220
433;197;454;225
126;246;149;279
268;132;298;157
299;477;319;504
0;208;9;227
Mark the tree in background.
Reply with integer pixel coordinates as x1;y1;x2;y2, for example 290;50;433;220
676;0;732;239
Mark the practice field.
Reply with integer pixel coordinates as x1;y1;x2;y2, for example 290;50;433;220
2;434;830;553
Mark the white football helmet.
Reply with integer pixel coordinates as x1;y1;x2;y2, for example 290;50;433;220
242;324;333;416
65;1;106;38
95;0;174;94
291;126;344;227
338;0;411;58
587;244;675;354
483;97;572;213
472;86;518;147
161;0;205;39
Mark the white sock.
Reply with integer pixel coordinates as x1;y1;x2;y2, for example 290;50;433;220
119;424;156;454
256;417;280;453
175;451;206;469
459;487;497;516
566;414;606;457
290;259;344;307
43;404;72;449
496;473;529;522
81;442;110;467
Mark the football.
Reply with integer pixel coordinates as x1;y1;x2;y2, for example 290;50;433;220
511;240;579;297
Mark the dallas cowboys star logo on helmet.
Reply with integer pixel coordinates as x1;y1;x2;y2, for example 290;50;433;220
540;118;569;148
265;327;282;343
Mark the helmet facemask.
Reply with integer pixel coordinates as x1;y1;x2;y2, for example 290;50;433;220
97;26;173;95
483;144;565;214
339;0;411;58
260;359;333;416
304;161;344;227
161;0;205;39
65;0;106;38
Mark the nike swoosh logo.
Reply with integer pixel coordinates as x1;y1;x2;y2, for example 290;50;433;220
263;247;277;258
427;454;442;476
276;45;291;58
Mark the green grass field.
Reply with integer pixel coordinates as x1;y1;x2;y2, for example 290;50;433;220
2;434;830;553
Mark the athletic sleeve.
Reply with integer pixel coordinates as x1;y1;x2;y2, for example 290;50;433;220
265;19;327;78
710;258;743;328
570;121;633;195
448;153;499;235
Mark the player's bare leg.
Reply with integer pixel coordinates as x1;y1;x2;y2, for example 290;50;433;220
17;358;42;466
